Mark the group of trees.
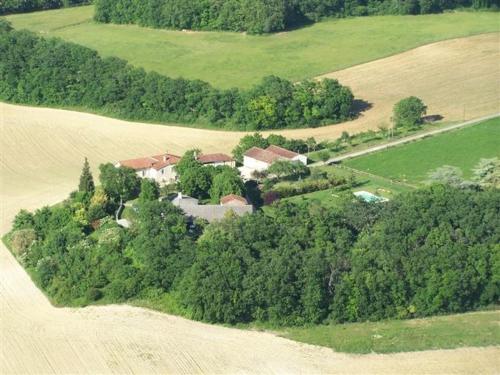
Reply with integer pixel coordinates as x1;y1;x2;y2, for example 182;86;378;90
182;186;499;324
94;0;500;34
175;150;245;202
0;0;89;15
0;22;354;130
8;158;499;324
427;157;500;189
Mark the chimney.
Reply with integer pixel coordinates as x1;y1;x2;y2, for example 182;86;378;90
177;192;183;200
163;154;168;162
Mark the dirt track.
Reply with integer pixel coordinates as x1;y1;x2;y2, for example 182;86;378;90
1;33;500;374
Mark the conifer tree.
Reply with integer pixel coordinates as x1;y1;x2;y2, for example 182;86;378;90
79;157;95;194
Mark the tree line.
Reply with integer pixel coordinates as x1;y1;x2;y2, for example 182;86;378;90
7;159;499;325
94;0;499;34
0;0;90;15
0;21;354;130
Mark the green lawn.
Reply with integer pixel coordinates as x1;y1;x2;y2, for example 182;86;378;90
4;7;499;89
281;165;412;207
281;309;500;354
344;118;500;185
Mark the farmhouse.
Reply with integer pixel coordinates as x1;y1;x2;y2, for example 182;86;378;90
240;145;307;179
172;193;253;223
117;152;234;183
116;153;180;184
197;153;235;167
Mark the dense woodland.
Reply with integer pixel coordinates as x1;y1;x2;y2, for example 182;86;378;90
0;0;89;15
94;0;499;34
0;22;353;130
7;159;499;325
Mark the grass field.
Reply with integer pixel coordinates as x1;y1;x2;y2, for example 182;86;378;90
281;165;412;208
4;6;500;89
282;310;500;354
344;117;500;184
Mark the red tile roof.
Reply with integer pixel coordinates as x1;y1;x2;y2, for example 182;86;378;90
244;147;282;164
198;153;233;164
265;145;299;159
119;153;180;171
220;194;249;205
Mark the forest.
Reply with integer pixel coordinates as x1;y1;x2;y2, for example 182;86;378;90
94;0;500;34
0;21;354;130
6;159;499;326
0;0;89;15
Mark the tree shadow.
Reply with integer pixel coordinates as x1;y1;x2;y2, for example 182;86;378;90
351;99;373;118
422;114;444;123
283;14;316;32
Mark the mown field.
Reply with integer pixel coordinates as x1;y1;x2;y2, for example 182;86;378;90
344;117;500;184
282;310;500;354
4;6;500;88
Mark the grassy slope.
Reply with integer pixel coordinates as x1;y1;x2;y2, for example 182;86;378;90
281;310;500;354
4;7;499;89
344;118;500;184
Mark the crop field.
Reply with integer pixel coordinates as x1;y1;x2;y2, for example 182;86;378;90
4;6;500;89
344;117;500;184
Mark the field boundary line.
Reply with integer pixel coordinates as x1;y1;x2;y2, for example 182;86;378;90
316;113;500;166
337;165;419;189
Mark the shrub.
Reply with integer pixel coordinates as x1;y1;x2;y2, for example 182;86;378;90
10;229;37;256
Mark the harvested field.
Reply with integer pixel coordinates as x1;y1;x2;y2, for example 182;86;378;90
1;33;500;374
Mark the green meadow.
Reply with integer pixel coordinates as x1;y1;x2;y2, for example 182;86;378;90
4;6;499;88
344;118;500;184
282;309;500;354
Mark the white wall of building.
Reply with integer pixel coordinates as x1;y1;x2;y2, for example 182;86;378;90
243;156;270;171
292;154;308;165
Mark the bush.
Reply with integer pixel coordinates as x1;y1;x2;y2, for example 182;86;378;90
10;229;37;256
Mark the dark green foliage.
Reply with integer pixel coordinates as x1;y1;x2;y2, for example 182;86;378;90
78;158;95;196
182;186;499;325
181;200;358;324
0;0;89;16
12;209;35;230
7;166;498;325
129;201;197;290
99;163;140;204
209;168;245;203
138;179;160;203
0;25;353;130
94;0;499;34
393;96;427;128
175;150;245;200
